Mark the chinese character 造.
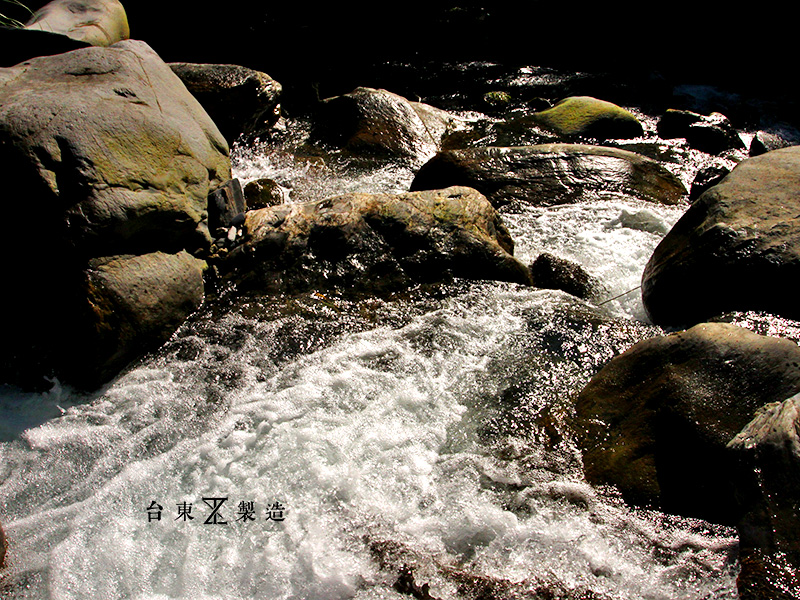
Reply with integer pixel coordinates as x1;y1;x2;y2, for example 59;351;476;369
235;501;256;522
203;497;228;525
176;501;194;521
147;501;163;522
266;501;286;522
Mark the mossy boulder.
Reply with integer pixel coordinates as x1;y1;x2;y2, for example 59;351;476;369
528;96;644;140
0;40;230;388
223;186;532;294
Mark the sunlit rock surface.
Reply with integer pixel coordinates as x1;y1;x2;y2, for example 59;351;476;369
643;146;800;327
223;186;532;293
411;145;687;207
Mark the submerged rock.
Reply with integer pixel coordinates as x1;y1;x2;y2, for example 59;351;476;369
642;146;800;327
526;96;644;140
312;87;461;164
169;62;282;142
411;144;686;207
24;0;129;47
574;322;800;524
223;186;533;294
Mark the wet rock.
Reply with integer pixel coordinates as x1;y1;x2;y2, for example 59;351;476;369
529;253;598;300
727;393;800;600
574;322;800;524
526;96;644;140
243;178;285;209
689;165;729;202
642;146;800;327
312;87;461;165
411;144;686;208
72;251;206;387
169;62;282;142
657;109;745;154
24;0;129;46
223;186;532;294
0;519;5;569
208;179;245;233
749;127;800;157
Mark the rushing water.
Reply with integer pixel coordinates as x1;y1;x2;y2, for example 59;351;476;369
0;64;757;599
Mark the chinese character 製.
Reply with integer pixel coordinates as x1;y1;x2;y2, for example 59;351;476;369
235;501;256;522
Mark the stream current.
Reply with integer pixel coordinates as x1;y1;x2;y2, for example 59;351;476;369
0;63;773;599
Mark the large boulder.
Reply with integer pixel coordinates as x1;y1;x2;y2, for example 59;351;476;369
24;0;129;47
223;186;533;294
526;96;644;140
574;322;800;524
169;62;282;142
312;87;461;165
411;145;686;207
642;146;800;327
0;40;230;388
0;39;230;257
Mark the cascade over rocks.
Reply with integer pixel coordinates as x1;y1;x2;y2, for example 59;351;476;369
24;0;130;47
0;39;231;388
411;145;686;208
642;146;800;327
574;322;800;525
312;87;461;165
222;186;533;294
526;96;644;140
169;62;282;143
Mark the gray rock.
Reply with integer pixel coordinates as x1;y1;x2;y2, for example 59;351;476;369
313;87;461;165
642;146;800;327
0;40;229;388
0;39;231;257
657;108;745;154
223;186;532;294
529;253;598;299
169;62;282;142
411;144;686;208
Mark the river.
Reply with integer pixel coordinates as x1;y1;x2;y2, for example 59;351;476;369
0;60;774;599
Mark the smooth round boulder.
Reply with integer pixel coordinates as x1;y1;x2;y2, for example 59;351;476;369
0;39;230;257
527;96;644;140
312;87;460;165
642;146;800;327
223;186;532;294
24;0;129;47
574;322;800;524
411;144;686;207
